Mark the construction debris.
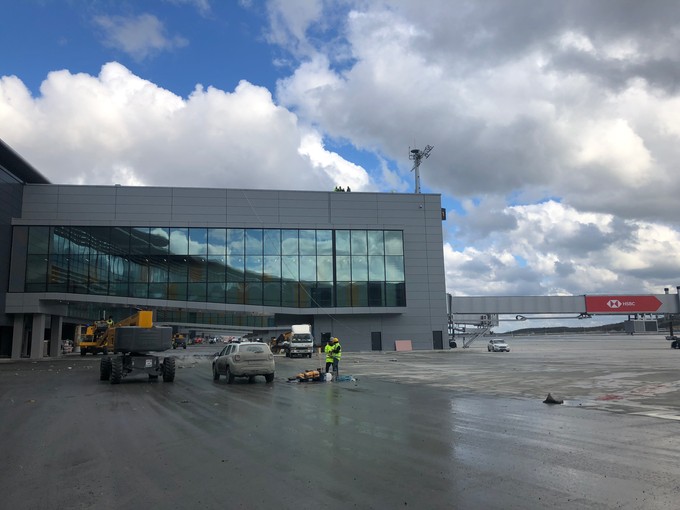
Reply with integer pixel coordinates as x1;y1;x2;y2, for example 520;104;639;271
543;393;564;404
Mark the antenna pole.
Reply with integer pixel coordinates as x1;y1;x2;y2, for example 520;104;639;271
409;145;433;194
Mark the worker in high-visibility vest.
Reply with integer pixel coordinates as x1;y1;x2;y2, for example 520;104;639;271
324;337;342;377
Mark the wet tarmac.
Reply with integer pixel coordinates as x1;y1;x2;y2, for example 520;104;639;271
2;334;680;509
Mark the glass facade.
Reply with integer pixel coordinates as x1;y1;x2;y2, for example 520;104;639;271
21;226;406;308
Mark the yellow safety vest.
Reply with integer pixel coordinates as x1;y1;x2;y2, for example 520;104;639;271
325;343;342;362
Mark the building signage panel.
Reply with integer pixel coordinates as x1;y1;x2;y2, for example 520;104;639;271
585;295;662;313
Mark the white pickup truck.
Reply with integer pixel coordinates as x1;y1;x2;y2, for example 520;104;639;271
285;324;314;358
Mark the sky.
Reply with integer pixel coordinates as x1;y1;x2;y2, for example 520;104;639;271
1;0;680;331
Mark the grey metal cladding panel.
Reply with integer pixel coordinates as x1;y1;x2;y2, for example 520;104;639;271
228;189;283;201
449;295;587;314
115;213;173;223
115;186;173;198
56;203;117;216
172;188;227;199
171;205;226;216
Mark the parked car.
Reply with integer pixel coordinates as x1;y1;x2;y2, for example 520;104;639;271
488;338;510;352
212;341;275;383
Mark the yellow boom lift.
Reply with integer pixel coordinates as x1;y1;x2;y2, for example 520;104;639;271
98;311;175;384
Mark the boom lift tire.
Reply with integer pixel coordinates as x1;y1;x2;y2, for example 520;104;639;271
162;357;176;382
100;357;112;381
110;356;123;384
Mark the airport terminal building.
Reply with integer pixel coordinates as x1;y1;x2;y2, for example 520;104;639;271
0;139;448;359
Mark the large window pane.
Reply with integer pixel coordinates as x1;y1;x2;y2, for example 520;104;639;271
368;282;384;307
227;255;244;281
245;229;263;255
207;282;226;303
149;283;168;299
168;256;187;282
367;231;385;255
263;256;281;280
351;256;368;281
227;229;244;255
312;283;333;307
168;282;186;300
28;227;50;254
336;282;351;307
68;255;88;294
335;230;350;256
317;256;333;281
281;256;298;281
351;282;368;307
47;254;68;292
207;256;226;281
208;228;227;255
300;256;316;281
245;283;262;305
299;230;316;255
25;255;48;292
351;231;367;255
336;256;351;281
263;282;281;306
299;282;312;307
88;252;110;295
188;256;207;282
281;230;298;255
109;256;129;296
188;282;207;301
149;228;169;255
189;228;208;255
245;256;262;281
368;256;385;281
385;256;405;281
384;231;404;255
281;282;299;307
51;227;70;254
386;282;406;306
226;282;245;304
131;283;149;298
317;230;332;255
263;229;281;255
170;228;188;255
148;256;168;282
110;227;130;256
130;228;149;254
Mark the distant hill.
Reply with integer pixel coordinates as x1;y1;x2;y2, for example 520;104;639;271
499;317;679;336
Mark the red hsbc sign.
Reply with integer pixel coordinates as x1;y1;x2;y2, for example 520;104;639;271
585;295;662;313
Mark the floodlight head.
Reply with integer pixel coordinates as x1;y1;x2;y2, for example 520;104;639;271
411;149;419;154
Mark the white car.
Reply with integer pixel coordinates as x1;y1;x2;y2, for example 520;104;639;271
487;339;510;352
212;341;275;383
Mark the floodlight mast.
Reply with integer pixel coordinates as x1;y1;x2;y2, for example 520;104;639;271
409;144;433;193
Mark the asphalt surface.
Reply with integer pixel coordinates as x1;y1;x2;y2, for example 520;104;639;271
2;334;680;509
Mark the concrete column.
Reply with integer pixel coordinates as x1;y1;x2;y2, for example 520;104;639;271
50;315;63;357
11;314;24;360
30;314;46;360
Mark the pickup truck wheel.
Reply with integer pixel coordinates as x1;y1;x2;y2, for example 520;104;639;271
110;357;123;384
100;357;112;381
226;366;235;384
308;353;312;359
183;344;186;349
163;358;176;382
80;349;87;356
212;364;220;381
265;373;274;383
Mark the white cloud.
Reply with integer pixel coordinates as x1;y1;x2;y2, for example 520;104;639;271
0;62;364;191
93;13;188;61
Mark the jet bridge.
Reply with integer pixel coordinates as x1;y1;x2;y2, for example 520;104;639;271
447;290;680;348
